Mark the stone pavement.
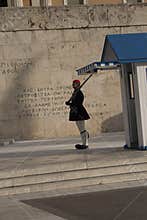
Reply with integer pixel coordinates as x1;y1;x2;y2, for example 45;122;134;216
0;131;125;178
0;132;146;220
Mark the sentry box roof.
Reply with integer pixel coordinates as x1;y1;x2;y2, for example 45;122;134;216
101;32;147;64
77;32;147;75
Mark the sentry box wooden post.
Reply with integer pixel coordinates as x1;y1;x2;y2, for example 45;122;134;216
77;33;147;150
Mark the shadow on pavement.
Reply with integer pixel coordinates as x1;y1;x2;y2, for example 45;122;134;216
22;186;147;220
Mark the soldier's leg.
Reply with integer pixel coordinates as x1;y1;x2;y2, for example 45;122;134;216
75;120;89;148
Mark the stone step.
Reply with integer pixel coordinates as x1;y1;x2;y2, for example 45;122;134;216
0;137;146;197
0;170;146;196
1;154;147;179
0;161;147;188
0;161;147;196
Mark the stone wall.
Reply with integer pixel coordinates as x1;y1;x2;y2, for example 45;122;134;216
0;4;147;140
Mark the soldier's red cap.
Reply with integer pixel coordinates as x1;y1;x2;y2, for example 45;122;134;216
73;79;80;84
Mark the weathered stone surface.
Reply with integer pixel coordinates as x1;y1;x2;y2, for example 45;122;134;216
0;28;123;139
0;4;147;32
0;4;146;139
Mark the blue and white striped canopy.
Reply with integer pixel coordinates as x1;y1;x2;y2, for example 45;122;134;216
76;61;119;75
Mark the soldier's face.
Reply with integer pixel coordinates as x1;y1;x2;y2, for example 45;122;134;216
72;82;80;89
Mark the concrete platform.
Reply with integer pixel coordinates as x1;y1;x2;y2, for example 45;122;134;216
1;131;147;197
0;132;147;219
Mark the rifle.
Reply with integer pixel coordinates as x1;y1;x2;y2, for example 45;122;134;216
66;72;94;104
78;72;93;89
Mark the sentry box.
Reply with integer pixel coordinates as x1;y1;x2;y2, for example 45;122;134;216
77;33;147;150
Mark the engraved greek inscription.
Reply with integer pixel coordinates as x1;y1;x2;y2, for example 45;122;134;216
0;58;32;76
16;86;71;118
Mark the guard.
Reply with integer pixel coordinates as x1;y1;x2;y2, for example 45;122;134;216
65;79;90;150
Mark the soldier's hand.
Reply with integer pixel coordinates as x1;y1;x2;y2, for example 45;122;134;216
65;101;71;106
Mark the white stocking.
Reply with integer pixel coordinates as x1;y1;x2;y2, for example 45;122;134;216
76;120;89;146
